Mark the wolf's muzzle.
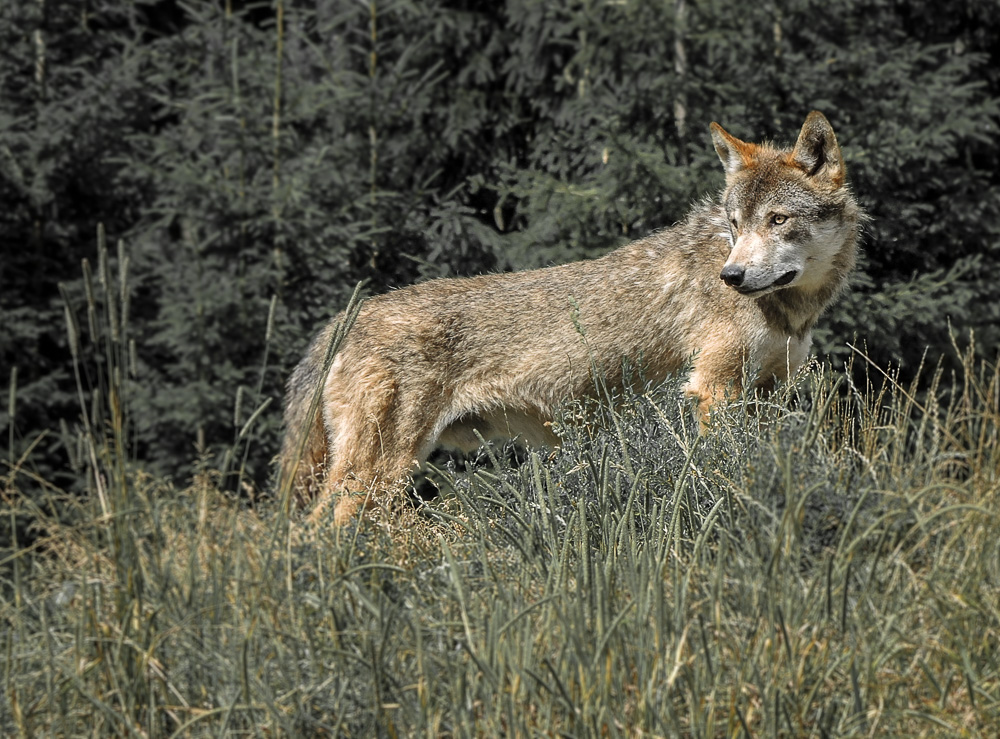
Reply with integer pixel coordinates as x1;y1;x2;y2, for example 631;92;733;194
720;266;799;294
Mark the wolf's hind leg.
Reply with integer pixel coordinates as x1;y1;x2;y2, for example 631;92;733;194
310;372;445;525
308;389;389;526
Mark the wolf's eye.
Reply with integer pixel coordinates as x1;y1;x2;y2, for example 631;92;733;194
771;214;788;226
730;218;739;231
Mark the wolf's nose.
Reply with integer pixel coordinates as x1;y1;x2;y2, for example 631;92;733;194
720;264;745;287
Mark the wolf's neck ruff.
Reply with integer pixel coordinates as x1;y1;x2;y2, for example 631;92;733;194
280;111;863;526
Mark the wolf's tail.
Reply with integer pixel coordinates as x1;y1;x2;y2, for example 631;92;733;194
278;333;333;506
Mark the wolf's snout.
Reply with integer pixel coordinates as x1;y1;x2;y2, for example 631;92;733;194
720;264;745;287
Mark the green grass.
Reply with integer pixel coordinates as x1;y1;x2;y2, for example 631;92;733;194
2;237;999;736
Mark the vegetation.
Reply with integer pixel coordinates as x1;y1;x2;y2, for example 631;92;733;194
2;1;999;734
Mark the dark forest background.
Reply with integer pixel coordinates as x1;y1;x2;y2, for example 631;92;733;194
2;0;998;493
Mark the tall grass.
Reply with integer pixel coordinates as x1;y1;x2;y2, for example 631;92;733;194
2;239;998;736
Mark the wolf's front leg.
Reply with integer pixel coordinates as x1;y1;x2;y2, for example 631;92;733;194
685;350;744;430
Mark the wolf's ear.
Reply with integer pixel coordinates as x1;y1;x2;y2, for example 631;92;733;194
711;122;754;177
790;111;845;186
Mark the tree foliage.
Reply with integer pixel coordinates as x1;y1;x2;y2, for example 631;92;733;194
2;0;998;488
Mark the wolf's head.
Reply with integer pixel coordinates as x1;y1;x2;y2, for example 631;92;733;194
710;111;859;298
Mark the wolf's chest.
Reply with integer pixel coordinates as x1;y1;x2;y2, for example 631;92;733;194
752;328;812;390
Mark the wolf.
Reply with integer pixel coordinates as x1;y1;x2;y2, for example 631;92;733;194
280;111;862;525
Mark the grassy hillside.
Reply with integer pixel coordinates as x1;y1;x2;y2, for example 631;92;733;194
3;323;998;736
1;238;997;737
